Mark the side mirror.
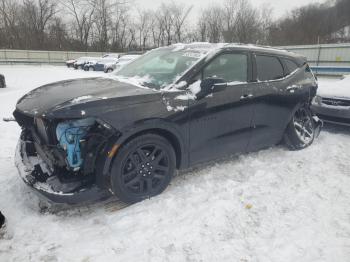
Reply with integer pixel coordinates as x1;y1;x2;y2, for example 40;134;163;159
197;77;226;99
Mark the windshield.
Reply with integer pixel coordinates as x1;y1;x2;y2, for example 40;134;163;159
115;48;205;89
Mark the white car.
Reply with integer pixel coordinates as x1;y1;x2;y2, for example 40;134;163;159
312;75;350;126
104;55;140;73
73;57;100;70
85;57;120;71
103;53;120;59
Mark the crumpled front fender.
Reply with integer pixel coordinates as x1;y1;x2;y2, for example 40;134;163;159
312;115;323;138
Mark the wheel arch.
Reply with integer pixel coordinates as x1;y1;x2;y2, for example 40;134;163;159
119;127;184;169
98;120;188;189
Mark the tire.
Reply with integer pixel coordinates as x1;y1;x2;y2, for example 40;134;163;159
0;211;5;229
107;68;113;73
284;106;315;150
0;75;5;88
110;133;176;204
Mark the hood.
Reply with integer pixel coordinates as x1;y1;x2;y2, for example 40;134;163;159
317;76;350;99
16;77;160;117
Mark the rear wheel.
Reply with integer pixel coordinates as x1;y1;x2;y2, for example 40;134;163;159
107;68;113;73
110;134;176;204
284;106;315;150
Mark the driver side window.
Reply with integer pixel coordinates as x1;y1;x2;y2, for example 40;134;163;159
203;53;248;83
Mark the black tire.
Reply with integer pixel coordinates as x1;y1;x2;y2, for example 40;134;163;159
0;211;5;229
0;74;5;88
284;106;315;150
107;68;113;73
110;134;176;204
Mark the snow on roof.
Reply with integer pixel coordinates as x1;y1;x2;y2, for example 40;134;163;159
165;42;296;58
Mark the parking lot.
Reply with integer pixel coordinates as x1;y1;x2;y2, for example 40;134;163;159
0;65;349;261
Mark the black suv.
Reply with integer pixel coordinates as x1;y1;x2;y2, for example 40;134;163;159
14;43;321;205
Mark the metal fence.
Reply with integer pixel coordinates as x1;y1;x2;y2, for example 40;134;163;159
0;49;107;65
280;43;350;67
1;43;350;69
280;43;350;75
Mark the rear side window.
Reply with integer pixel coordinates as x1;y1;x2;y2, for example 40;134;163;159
283;58;299;75
256;55;284;81
203;53;248;83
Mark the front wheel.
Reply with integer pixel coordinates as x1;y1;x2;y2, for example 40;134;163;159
284;106;315;150
110;134;176;204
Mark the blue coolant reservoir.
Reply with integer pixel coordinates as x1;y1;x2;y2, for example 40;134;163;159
56;118;95;170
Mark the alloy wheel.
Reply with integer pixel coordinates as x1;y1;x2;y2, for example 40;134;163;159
293;108;314;145
121;144;170;196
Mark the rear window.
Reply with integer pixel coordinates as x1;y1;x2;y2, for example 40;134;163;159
283;58;299;75
256;55;284;81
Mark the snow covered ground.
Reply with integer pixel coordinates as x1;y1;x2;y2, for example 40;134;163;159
0;66;350;262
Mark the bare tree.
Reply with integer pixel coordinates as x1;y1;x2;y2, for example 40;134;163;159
60;0;96;50
20;0;57;48
172;3;193;43
199;6;223;43
111;4;131;51
0;0;21;48
159;3;175;45
151;11;165;47
136;8;152;50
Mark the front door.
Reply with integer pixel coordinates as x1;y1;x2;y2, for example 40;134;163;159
188;51;255;165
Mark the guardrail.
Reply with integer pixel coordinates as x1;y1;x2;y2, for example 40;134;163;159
281;43;350;68
1;44;350;73
0;49;108;65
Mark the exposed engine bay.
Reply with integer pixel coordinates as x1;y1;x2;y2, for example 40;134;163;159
56;118;95;171
14;110;117;201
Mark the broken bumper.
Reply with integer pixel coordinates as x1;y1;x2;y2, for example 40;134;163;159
313;115;323;138
15;135;112;206
312;104;350;126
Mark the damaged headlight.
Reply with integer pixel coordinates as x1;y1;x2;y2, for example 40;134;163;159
56;118;96;171
312;95;322;105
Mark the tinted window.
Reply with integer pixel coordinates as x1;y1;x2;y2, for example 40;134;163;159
203;53;247;83
256;55;284;81
283;58;299;75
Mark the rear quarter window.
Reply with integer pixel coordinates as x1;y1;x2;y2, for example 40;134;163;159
256;55;284;81
282;58;299;75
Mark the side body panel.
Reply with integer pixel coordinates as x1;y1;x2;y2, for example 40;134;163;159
187;50;255;165
247;54;317;151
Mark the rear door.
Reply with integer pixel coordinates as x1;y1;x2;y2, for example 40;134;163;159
188;51;255;165
247;54;307;151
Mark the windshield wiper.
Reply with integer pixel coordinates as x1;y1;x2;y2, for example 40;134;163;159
141;82;160;90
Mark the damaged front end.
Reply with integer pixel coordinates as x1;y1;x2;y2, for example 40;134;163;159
14;110;117;205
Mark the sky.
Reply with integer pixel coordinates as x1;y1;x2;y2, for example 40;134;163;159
134;0;328;21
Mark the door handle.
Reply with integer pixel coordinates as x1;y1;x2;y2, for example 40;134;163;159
286;85;300;93
240;94;253;100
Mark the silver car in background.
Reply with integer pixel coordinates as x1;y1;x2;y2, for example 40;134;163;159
312;76;350;126
104;54;140;73
73;57;99;70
